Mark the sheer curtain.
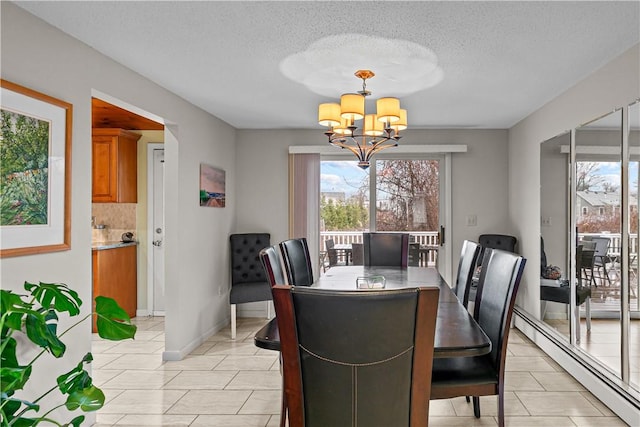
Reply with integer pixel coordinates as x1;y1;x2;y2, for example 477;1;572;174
289;153;320;279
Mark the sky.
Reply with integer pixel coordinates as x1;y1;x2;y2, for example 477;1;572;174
321;160;640;200
321;161;369;197
591;162;638;193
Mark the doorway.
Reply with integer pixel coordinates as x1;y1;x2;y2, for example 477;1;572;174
90;94;165;320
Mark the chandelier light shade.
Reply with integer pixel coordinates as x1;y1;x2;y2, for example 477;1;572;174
318;70;406;169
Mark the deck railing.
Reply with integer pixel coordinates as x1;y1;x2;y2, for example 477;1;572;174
320;231;440;266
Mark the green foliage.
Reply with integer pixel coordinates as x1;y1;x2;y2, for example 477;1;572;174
0;281;136;426
321;196;368;231
0;110;50;226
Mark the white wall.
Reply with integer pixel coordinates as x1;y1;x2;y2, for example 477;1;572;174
1;3;236;421
509;43;640;423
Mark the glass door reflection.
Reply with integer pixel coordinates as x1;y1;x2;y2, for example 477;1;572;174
575;109;623;378
540;131;571;341
627;100;639;390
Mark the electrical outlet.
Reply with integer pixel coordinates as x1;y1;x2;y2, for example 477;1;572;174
465;215;477;226
541;216;552;226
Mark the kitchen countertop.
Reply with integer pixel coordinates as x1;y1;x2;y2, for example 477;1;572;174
92;240;138;250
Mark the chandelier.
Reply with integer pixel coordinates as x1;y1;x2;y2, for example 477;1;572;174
318;70;406;169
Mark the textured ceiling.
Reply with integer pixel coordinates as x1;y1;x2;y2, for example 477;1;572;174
15;1;640;130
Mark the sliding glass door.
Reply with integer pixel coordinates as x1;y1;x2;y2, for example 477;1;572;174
320;156;446;272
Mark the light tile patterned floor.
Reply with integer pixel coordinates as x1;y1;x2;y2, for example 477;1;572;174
93;317;630;426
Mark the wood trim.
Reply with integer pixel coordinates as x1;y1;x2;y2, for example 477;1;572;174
272;285;304;424
0;79;72;257
410;287;439;426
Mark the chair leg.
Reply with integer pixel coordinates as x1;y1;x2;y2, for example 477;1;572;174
231;304;237;340
278;353;287;427
585;297;591;332
472;396;480;418
465;396;470;403
280;377;287;427
497;388;505;427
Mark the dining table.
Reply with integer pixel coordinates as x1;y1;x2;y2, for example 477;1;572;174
254;266;491;358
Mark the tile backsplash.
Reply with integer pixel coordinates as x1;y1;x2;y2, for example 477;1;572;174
92;203;137;242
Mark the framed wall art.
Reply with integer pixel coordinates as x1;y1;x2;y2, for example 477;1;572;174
199;163;226;207
0;79;72;257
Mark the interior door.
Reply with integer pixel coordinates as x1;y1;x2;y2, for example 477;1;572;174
151;147;165;315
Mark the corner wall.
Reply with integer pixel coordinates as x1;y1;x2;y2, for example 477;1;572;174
0;3;236;422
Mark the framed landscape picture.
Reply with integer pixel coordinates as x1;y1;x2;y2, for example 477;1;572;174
0;80;72;257
199;163;226;207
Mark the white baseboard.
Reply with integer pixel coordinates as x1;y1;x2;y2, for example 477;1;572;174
162;317;228;361
136;309;149;317
543;312;568;320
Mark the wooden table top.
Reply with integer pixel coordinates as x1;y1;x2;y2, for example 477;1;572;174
254;266;491;358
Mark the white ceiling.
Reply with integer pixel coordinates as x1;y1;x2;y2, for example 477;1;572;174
15;1;640;130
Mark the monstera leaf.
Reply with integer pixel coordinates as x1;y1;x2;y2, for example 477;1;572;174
0;282;136;426
95;296;137;340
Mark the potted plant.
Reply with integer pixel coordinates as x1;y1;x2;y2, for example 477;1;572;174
1;281;137;426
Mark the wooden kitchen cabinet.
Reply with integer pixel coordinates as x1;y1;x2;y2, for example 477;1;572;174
92;244;137;332
92;128;140;203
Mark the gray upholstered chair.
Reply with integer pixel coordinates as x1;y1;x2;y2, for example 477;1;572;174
431;249;526;427
273;284;439;427
280;238;314;286
477;234;517;262
362;232;410;267
229;233;271;339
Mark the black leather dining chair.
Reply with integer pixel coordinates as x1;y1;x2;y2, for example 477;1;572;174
363;232;410;267
258;245;288;427
279;238;314;286
273;284;440;427
431;248;526;427
259;245;287;287
229;233;271;340
454;240;481;308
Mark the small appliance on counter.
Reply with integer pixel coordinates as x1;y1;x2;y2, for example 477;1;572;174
92;224;107;243
121;232;135;243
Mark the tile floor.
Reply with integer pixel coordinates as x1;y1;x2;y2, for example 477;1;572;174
93;317;630;426
544;318;640;390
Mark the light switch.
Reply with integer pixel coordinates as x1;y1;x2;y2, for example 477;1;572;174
466;215;477;226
